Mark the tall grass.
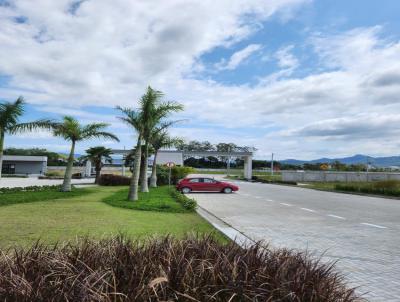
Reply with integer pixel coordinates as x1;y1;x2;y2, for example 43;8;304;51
0;236;362;301
335;180;400;197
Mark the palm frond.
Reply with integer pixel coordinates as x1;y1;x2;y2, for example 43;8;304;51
9;119;57;134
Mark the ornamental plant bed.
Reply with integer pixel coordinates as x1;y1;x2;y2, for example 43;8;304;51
0;236;362;302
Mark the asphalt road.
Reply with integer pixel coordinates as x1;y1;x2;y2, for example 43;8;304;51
190;176;400;301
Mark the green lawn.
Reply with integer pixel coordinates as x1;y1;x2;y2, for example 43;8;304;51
0;186;223;248
103;186;190;212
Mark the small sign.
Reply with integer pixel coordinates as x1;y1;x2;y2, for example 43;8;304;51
166;162;175;168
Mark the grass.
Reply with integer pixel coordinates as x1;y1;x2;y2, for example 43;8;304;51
0;186;224;248
303;180;400;198
103;186;189;212
0;187;93;207
0;236;361;302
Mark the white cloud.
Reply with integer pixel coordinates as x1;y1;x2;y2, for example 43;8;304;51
1;1;400;159
216;44;262;70
275;45;298;69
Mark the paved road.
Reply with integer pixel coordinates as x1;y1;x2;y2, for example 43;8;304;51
190;176;400;301
0;177;95;188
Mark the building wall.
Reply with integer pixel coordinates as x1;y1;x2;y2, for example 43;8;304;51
4;161;46;175
156;151;183;165
282;171;400;182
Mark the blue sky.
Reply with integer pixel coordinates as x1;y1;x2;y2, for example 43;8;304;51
1;0;400;159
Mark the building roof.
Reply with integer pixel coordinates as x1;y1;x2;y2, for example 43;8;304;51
3;155;47;162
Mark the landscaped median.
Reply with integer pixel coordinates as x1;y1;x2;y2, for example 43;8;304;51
102;185;197;212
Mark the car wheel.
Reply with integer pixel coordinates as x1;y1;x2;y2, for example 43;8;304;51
181;187;191;194
223;187;233;194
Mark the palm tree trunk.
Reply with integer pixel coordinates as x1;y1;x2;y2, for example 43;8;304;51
140;142;149;192
95;162;101;184
61;140;75;192
150;149;158;187
128;136;142;201
0;131;4;179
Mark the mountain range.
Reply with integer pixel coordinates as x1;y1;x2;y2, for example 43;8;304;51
281;154;400;167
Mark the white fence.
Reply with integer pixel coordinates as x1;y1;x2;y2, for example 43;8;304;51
282;171;400;182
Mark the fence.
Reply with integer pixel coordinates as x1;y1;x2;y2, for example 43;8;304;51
281;171;400;182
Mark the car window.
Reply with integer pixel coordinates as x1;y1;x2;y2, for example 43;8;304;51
189;178;200;183
203;178;216;183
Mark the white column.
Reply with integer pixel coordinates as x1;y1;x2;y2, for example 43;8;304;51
85;160;92;177
243;156;253;180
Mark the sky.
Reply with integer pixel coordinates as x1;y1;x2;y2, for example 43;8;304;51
1;0;400;160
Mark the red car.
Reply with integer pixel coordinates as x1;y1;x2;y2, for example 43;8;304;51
176;177;239;193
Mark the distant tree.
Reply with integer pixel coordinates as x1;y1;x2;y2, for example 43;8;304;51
4;148;65;166
0;97;54;178
80;146;113;184
51;116;119;192
149;131;183;187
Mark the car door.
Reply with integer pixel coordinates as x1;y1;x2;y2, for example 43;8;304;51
202;178;220;191
187;178;203;191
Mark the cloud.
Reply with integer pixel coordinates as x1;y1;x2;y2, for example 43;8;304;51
1;1;400;159
216;44;262;70
0;0;306;106
275;45;298;69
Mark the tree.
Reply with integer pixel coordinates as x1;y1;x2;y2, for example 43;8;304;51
117;107;144;201
138;87;183;193
51;116;119;192
80;146;113;184
0;97;54;178
149;131;183;187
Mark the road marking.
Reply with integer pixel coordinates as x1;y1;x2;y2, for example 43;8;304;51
280;202;292;206
361;223;387;229
266;199;274;202
327;214;346;220
300;208;316;213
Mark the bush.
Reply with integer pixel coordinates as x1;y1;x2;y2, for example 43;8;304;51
252;175;297;186
98;174;131;186
170;189;197;211
0;236;361;302
0;185;61;194
157;166;195;185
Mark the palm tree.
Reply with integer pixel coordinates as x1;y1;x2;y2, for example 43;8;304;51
80;146;113;184
116;107;143;201
0;97;54;178
51;116;119;192
149;131;183;187
138;87;183;193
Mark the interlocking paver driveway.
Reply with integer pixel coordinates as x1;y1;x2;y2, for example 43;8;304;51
191;176;400;301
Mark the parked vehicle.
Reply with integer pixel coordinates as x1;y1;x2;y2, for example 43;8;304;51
176;177;239;193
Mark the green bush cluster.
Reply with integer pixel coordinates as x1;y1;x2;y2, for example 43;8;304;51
156;166;195;185
252;176;297;186
0;185;61;194
169;189;197;211
98;174;131;186
335;180;400;197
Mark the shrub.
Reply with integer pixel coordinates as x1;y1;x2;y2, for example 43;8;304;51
98;174;131;186
45;170;64;177
0;236;361;302
0;185;61;194
170;189;197;211
252;175;297;186
157;166;195;185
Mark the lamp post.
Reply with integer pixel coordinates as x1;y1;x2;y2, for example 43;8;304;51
271;152;274;177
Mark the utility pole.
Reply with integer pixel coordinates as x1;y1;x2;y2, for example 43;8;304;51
227;146;231;176
271;153;274;176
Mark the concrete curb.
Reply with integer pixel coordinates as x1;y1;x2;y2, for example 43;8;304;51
196;205;255;248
